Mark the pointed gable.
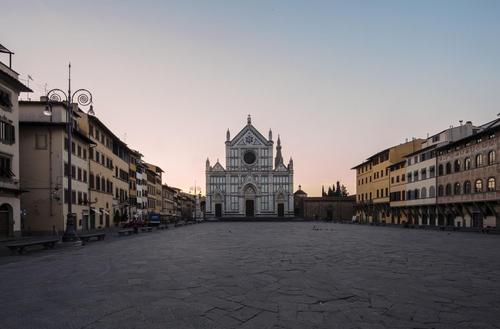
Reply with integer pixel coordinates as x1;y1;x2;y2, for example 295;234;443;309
212;161;226;172
230;124;272;147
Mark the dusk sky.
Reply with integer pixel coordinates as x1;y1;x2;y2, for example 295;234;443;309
2;0;499;196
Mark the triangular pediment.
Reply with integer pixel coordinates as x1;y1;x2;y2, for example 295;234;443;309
230;124;271;147
274;163;289;172
212;162;225;172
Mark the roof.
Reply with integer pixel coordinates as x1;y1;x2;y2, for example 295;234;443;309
0;69;32;93
294;189;307;196
436;118;500;152
404;144;437;158
19;121;95;145
87;114;129;150
0;44;13;54
388;159;406;169
19;100;82;118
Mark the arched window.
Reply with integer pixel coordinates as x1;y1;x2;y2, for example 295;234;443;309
421;187;427;198
476;154;483;167
454;160;461;172
475;179;483;193
445;184;452;196
464;157;471;170
438;185;444;197
438;164;444;176
463;181;471;194
445;162;452;175
429;186;436;198
454;182;461;195
487;177;496;191
488;151;496;165
414;189;419;199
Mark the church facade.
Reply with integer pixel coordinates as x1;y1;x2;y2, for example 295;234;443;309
205;116;294;219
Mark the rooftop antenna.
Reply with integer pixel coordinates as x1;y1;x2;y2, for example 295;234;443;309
26;75;33;100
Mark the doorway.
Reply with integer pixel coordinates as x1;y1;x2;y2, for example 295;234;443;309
245;200;254;217
472;213;483;228
278;203;285;217
215;203;222;217
0;204;12;237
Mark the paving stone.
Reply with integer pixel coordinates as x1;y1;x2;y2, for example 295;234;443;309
1;222;500;328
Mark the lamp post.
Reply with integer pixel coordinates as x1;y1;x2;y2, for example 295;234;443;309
44;63;94;242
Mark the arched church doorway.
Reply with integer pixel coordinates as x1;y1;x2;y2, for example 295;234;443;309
244;185;256;218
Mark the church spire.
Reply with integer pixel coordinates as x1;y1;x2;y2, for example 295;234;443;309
247;114;251;125
226;129;230;141
275;134;283;168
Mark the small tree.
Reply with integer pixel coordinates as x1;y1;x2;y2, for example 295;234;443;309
341;185;349;197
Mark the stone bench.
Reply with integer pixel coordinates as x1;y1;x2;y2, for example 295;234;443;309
118;229;135;236
79;232;106;245
5;238;60;254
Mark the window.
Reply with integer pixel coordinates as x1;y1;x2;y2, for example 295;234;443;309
414;189;419;199
488;151;496;165
96;175;101;190
421;187;427;198
454;160;460;173
454;182;461;195
445;184;452;196
407;172;412;183
475;154;483;167
0;120;15;145
89;172;95;189
438;164;444;176
463;181;471;194
475;179;483;193
429;186;436;198
83;149;87;160
83;170;87;183
35;134;48;149
77;145;82;157
487;177;496;191
429;166;435;178
438;185;444;197
0;155;13;179
445;162;452;175
0;88;13;110
464;157;471;170
421;168;427;180
413;171;418;181
77;168;82;181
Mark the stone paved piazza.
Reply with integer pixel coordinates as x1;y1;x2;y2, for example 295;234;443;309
1;222;500;329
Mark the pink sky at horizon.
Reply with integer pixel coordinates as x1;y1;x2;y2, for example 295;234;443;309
2;1;498;197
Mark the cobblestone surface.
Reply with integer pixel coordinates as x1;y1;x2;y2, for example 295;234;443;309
1;222;500;329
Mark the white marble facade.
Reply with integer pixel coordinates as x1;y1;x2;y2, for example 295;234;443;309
206;116;294;218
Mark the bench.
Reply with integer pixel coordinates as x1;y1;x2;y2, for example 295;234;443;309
175;220;186;227
118;229;134;236
140;226;153;233
79;232;106;245
157;224;168;230
5;238;60;254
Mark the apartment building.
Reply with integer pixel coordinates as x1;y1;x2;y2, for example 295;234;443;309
19;100;93;233
352;139;423;223
436;119;499;228
0;45;31;237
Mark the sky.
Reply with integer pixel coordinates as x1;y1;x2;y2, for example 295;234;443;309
2;0;499;196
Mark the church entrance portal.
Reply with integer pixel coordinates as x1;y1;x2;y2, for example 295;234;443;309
215;204;222;217
278;203;284;217
245;200;254;217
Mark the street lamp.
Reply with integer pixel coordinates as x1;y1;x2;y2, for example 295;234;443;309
44;63;94;242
